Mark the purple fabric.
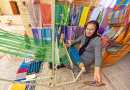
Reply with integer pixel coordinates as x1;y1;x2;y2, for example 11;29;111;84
66;26;77;42
98;28;105;35
75;26;84;39
17;68;27;74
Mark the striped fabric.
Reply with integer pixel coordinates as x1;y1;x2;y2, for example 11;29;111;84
108;8;129;26
63;5;70;26
25;80;36;90
89;7;100;21
42;27;51;43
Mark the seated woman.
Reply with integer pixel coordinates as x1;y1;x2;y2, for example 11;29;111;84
64;20;103;84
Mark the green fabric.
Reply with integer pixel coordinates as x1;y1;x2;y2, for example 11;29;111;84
55;5;63;25
63;5;70;26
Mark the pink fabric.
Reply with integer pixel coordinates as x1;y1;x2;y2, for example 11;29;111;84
17;68;27;74
31;0;39;4
40;4;51;27
101;35;108;48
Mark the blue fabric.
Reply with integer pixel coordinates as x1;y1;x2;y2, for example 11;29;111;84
57;26;67;43
67;46;82;62
14;78;30;83
55;25;60;41
19;64;27;69
42;27;51;43
89;7;100;21
116;0;130;4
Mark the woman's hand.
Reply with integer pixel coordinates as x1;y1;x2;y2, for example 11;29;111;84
94;67;102;84
64;43;71;47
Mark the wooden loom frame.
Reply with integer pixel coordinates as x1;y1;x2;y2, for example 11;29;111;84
0;0;86;87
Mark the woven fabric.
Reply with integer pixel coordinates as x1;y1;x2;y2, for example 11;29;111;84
57;26;67;43
98;8;113;35
75;6;83;26
42;27;51;43
89;7;100;21
75;26;84;39
40;4;51;27
17;68;27;74
9;83;27;90
102;26;113;37
67;46;82;62
66;26;77;42
63;5;70;26
55;5;63;25
26;3;42;28
79;7;90;26
69;6;80;26
15;72;27;79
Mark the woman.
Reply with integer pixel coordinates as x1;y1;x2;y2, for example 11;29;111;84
64;20;103;84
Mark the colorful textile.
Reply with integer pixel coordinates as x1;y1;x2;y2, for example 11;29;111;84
63;5;70;26
17;68;27;74
15;72;27;79
89;7;100;21
19;64;27;69
32;28;40;45
75;6;83;26
9;83;27;90
101;35;108;48
98;8;113;34
40;4;51;27
107;27;120;39
55;5;63;25
102;26;113;37
26;3;42;28
115;0;130;5
69;6;80;26
66;26;77;42
79;7;90;26
42;27;51;43
25;80;36;90
57;26;67;43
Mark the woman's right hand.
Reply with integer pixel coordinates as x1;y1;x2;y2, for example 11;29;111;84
64;44;71;47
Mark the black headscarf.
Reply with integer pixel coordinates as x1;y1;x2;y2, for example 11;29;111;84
79;20;100;55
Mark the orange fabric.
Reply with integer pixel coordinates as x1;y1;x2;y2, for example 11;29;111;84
9;1;18;15
114;0;125;11
40;4;51;27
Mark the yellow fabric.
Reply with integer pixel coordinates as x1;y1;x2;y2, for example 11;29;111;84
79;7;90;26
10;83;27;90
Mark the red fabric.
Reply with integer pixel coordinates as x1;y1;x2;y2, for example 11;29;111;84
101;35;108;48
40;4;51;27
17;68;27;74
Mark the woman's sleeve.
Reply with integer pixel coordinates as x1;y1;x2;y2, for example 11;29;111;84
71;35;83;46
94;37;103;68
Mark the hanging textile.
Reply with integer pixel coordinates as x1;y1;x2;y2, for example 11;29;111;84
69;6;80;26
26;3;42;28
79;7;90;26
116;0;130;5
31;0;39;4
66;26;77;42
42;27;51;43
102;26;113;37
98;0;117;10
98;8;113;35
97;9;107;26
75;6;83;26
16;68;27;74
55;5;63;25
32;28;40;45
32;28;42;46
107;27;120;39
40;4;51;27
75;26;84;39
9;83;27;90
57;26;67;43
89;7;100;21
63;5;70;26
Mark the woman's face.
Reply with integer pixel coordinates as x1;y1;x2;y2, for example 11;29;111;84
85;24;96;37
